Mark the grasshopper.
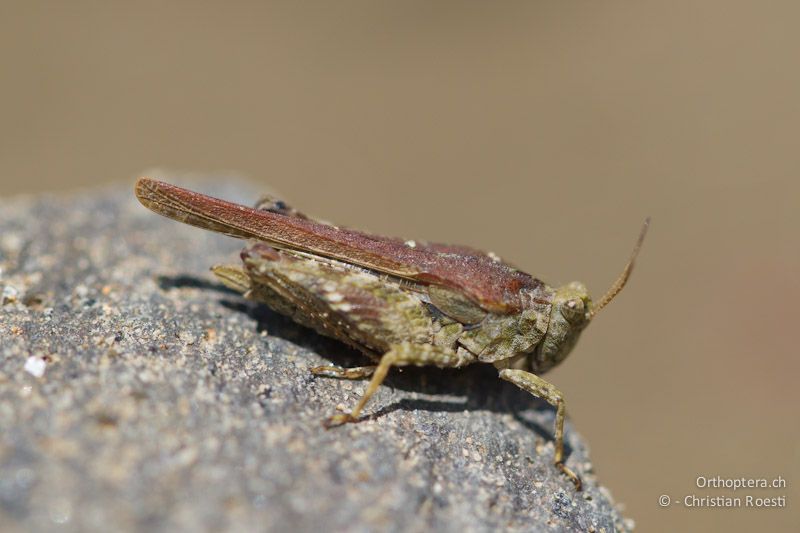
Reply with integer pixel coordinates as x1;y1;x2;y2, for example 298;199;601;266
135;177;649;490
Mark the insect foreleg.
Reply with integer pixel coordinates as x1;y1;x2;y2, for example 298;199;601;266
499;369;582;490
324;342;473;427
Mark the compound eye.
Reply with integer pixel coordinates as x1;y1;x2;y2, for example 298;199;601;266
561;298;585;323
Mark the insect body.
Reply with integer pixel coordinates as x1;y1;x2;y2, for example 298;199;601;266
135;177;649;491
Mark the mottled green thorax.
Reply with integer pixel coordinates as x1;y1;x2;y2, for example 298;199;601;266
533;281;592;373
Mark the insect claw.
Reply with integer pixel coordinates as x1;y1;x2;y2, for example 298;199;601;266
322;413;357;429
557;462;583;491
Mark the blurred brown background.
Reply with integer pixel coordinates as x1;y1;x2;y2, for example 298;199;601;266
2;2;798;531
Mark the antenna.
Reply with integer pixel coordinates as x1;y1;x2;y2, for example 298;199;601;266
590;217;650;319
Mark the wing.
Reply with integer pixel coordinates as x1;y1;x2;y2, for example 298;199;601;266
135;178;542;314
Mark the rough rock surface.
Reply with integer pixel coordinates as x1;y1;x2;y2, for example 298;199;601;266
0;180;632;532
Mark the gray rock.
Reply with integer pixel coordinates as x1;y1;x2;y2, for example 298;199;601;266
0;181;632;533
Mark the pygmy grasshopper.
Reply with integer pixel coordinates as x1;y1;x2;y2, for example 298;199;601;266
135;178;649;490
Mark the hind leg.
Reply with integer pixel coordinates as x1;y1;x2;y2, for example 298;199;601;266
254;194;310;220
310;365;376;379
213;262;379;381
214;242;436;360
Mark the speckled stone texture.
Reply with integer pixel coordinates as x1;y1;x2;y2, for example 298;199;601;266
0;180;632;533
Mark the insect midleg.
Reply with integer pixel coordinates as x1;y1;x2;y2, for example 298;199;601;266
324;342;473;427
498;369;582;491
